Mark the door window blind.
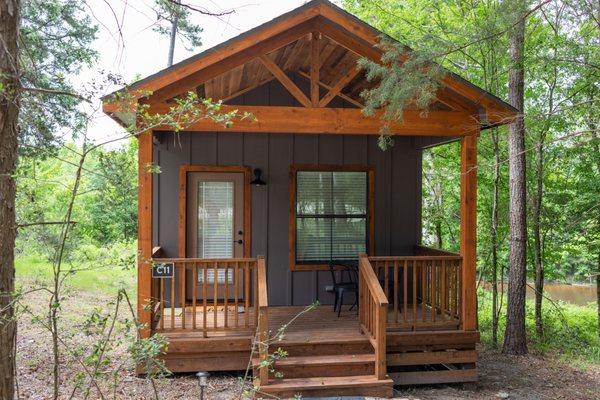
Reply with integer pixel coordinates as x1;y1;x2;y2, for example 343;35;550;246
197;181;234;283
296;171;367;262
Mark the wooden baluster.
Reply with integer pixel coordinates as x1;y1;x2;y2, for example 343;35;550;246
458;260;462;323
413;261;418;331
421;261;426;323
403;259;408;324
383;260;390;323
451;261;457;319
170;265;175;329
431;260;436;323
203;264;208;338
159;278;164;330
234;261;239;328
441;259;446;321
393;260;398;324
224;262;229;328
360;272;364;329
367;291;371;333
384;260;389;309
369;292;375;335
181;263;186;329
213;261;218;329
192;263;197;330
244;261;250;327
254;260;258;327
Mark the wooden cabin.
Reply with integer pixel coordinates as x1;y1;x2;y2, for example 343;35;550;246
102;1;517;397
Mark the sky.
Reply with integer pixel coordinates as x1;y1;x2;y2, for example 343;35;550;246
85;0;342;145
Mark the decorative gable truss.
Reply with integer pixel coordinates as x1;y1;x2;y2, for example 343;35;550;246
103;0;518;136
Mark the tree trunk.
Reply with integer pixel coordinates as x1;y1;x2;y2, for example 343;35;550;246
597;255;599;338
533;139;544;338
491;127;500;346
503;0;528;355
167;1;180;67
0;1;21;398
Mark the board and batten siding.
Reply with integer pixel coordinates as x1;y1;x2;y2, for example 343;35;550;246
152;75;454;306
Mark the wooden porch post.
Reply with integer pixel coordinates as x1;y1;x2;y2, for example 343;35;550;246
138;130;153;338
460;132;478;331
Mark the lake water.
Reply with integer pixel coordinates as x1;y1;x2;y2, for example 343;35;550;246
484;282;597;306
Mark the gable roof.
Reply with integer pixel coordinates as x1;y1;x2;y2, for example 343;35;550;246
103;0;517;128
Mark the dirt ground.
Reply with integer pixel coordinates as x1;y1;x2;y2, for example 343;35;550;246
15;287;600;400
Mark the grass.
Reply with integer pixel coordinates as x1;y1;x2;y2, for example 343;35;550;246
478;288;600;365
16;253;135;296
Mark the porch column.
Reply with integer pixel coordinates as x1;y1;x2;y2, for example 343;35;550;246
138;130;153;338
460;132;478;331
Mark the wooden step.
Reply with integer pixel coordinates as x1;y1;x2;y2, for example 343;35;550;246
272;337;373;356
257;375;394;398
254;354;375;378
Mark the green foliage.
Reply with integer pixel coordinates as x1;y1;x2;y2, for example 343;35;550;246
358;40;442;149
153;0;203;51
128;333;170;379
478;289;600;363
16;140;139;263
422;142;461;251
19;0;98;152
84;141;138;244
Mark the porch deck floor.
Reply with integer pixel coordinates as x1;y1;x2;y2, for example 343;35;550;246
156;304;460;339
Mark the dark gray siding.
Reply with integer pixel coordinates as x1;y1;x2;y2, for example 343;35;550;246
152;77;454;306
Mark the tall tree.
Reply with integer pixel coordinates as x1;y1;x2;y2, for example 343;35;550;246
1;2;97;396
0;1;21;398
153;0;203;67
503;0;528;355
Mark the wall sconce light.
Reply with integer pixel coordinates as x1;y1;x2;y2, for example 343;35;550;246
250;168;266;186
196;371;210;400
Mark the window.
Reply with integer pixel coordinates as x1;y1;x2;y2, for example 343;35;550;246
290;166;374;269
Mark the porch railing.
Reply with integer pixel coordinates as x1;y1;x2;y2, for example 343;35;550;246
358;255;388;380
150;257;260;336
368;248;462;331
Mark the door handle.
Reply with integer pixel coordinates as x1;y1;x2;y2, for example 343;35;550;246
234;239;243;245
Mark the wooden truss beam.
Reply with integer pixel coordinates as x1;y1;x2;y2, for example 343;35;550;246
319;66;361;107
310;31;320;106
148;103;477;136
259;54;311;107
296;71;363;108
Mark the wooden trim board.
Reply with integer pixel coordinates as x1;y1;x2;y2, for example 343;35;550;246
145;104;476;136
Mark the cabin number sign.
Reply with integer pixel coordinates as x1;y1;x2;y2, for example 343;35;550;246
152;262;174;278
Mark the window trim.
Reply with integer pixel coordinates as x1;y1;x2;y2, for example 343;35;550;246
289;164;375;271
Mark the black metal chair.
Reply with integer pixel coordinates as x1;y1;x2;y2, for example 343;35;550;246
329;262;358;317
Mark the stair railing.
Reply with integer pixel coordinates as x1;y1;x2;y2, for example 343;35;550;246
358;254;389;380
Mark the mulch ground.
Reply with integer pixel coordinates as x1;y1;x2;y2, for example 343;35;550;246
14;285;600;399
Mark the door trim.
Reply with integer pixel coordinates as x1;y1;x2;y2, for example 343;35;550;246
178;165;252;258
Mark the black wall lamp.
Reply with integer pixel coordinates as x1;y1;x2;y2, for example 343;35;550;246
251;168;266;186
